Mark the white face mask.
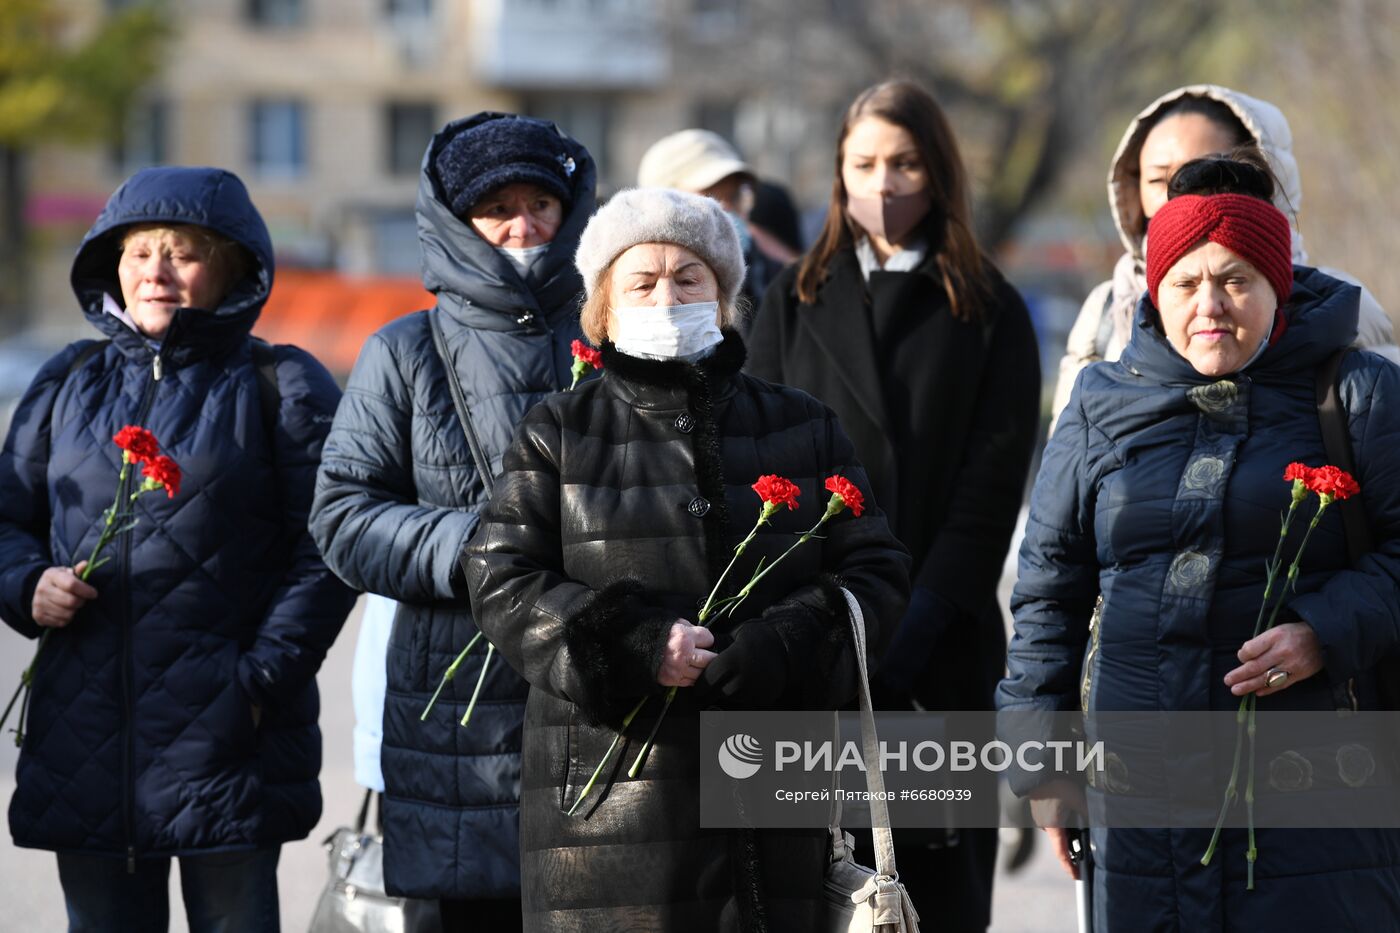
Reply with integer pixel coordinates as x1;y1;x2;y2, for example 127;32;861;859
611;301;723;361
496;243;551;277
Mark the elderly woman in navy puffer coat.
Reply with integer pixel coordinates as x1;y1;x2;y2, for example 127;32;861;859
310;112;597;931
0;165;355;932
998;153;1400;930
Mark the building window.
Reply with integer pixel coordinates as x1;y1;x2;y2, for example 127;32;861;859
247;0;304;27
385;0;432;14
111;99;169;172
250;100;306;178
386;103;436;176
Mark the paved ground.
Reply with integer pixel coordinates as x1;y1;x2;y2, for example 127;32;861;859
3;578;1078;931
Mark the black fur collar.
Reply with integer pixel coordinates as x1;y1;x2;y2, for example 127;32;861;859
598;329;747;388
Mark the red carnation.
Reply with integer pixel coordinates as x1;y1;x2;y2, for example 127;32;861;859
113;425;160;464
752;474;800;512
569;340;604;390
1282;462;1313;484
823;475;865;517
1305;464;1360;502
571;339;604;370
141;455;182;499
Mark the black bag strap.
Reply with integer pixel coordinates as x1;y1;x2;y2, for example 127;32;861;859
250;338;281;446
66;339;111;379
428;308;497;494
1315;347;1373;562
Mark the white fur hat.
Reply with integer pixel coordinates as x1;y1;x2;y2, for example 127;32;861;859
574;187;746;304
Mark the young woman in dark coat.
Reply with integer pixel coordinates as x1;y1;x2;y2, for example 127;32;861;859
465;187;911;932
747;79;1042;931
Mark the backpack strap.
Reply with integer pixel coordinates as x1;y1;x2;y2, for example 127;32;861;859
249;338;281;449
1315;347;1373;561
66;339;111;379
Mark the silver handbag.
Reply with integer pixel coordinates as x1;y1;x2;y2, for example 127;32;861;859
823;588;922;933
307;790;442;933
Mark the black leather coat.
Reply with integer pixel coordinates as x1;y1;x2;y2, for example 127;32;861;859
465;333;911;931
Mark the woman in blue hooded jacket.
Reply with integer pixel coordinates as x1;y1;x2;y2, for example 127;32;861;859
999;154;1400;929
310;112;595;930
0;166;355;931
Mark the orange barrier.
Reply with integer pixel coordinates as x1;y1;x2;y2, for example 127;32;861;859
254;269;434;374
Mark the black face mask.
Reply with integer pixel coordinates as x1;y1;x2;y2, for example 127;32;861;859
846;190;932;243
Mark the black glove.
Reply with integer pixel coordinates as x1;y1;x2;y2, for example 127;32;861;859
696;620;789;709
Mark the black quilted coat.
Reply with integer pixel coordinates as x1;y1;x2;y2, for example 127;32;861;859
465;333;912;932
0;166;355;859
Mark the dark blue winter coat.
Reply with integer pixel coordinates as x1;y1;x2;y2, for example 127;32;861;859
998;267;1400;930
0;166;356;860
309;113;595;899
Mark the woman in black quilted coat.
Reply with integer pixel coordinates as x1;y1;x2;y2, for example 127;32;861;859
465;187;911;932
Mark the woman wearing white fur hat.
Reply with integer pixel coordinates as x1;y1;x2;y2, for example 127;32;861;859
464;187;911;931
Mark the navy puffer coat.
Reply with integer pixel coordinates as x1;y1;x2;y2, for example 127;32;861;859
999;267;1400;930
0;166;355;860
309;113;595;899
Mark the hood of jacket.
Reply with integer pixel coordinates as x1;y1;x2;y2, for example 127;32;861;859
1108;84;1307;265
416;111;596;330
1120;265;1359;386
70;166;274;365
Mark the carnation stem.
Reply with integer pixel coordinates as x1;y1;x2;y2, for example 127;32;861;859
1245;694;1258;890
422;630;484;721
568;696;647;816
698;506;773;624
1262;502;1330;634
719;511;834;622
459;642;495;727
1252;499;1302;637
628;687;676;778
1202;695;1249;866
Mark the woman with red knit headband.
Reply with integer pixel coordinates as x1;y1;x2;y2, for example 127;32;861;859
998;152;1400;930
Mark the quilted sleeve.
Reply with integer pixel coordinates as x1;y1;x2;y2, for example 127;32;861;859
997;374;1103;715
1288;354;1400;682
310;324;479;602
0;343;94;638
238;345;357;706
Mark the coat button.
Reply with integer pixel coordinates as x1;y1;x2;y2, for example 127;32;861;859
687;497;710;517
674;413;695;434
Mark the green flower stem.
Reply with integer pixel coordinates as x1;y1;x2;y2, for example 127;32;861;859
718;504;840;624
1252;496;1303;638
460;642;495;727
568;695;647;816
1260;501;1330;636
626;505;782;775
698;504;775;624
1246;694;1258;890
1202;695;1249;866
626;503;839;776
628;687;676;778
422;630;484;721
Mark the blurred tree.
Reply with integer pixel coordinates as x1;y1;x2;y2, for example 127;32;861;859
0;0;171;319
679;0;1226;250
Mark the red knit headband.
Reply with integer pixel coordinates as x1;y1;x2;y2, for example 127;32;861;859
1146;193;1294;308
